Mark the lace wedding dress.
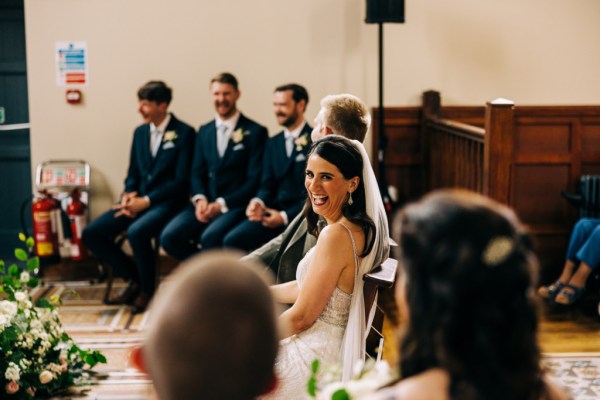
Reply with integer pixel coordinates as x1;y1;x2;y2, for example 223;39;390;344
264;223;358;399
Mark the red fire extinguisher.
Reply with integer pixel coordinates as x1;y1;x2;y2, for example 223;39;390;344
32;190;60;262
67;189;88;260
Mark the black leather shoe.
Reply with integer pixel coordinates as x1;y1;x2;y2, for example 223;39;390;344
131;293;151;314
561;191;582;207
105;282;140;305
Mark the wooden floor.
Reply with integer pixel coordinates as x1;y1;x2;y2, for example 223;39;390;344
381;292;600;366
538;295;600;354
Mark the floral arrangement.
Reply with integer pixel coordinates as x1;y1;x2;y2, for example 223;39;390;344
308;358;397;400
0;234;105;399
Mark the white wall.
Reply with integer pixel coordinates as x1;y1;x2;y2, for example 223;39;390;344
25;0;600;217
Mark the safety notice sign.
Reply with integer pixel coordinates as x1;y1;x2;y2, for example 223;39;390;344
56;41;88;86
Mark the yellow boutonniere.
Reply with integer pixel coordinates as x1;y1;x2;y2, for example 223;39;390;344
163;130;178;142
232;128;250;143
294;134;309;151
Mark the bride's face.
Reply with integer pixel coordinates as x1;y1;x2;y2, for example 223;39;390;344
305;154;358;223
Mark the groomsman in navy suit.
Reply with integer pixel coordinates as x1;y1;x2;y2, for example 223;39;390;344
223;84;311;252
160;72;268;260
83;81;195;313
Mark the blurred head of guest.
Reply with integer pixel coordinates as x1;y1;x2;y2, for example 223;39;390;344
132;251;278;400
385;189;567;400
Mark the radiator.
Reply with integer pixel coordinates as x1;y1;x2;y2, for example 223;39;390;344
579;175;600;218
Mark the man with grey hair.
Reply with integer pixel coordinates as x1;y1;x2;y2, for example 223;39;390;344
243;93;371;283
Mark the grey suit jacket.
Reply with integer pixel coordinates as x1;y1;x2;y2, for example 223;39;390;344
243;213;316;283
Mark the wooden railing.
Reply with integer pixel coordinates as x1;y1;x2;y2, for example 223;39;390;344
422;91;486;194
421;90;515;205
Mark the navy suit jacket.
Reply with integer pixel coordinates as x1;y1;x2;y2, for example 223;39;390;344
256;123;312;221
124;113;195;206
191;113;268;208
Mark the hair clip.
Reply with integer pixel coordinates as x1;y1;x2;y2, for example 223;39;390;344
482;236;515;267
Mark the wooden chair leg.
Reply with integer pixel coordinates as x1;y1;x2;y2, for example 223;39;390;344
101;234;127;303
153;235;161;292
102;264;114;304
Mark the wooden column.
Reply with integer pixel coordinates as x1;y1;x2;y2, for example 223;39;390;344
483;98;515;204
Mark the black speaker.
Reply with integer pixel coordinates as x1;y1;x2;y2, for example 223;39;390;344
365;0;405;24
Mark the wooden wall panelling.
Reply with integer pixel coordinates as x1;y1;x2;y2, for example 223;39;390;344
581;117;600;171
372;107;423;205
508;109;600;283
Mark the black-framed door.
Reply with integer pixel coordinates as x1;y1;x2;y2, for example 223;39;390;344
0;0;32;259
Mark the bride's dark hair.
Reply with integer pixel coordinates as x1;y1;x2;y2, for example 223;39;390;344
393;190;547;400
303;135;376;257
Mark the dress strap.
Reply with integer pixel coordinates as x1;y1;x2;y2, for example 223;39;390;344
339;222;359;276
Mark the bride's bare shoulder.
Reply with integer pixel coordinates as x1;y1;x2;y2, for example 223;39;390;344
318;221;358;242
367;369;450;400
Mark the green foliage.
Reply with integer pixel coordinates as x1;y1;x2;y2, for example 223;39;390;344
0;234;106;399
307;359;320;397
332;389;351;400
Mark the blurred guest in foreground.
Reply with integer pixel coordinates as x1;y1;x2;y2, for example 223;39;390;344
369;190;568;400
131;251;279;400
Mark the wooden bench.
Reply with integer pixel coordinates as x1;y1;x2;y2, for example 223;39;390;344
363;257;398;360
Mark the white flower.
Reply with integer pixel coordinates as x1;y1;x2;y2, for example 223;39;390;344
232;128;250;143
30;319;42;330
0;315;10;332
0;300;17;316
14;291;27;302
316;361;396;400
353;359;366;377
20;271;30;283
39;370;54;384
294;134;309;151
163;130;178;142
5;362;20;381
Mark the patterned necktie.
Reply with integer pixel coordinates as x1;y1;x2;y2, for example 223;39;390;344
217;124;228;157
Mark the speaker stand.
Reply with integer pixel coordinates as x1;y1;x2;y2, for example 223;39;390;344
377;22;393;212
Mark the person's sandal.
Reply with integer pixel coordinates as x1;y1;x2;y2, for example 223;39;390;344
554;284;586;306
537;281;566;301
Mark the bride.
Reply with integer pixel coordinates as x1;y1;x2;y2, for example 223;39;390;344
266;135;389;398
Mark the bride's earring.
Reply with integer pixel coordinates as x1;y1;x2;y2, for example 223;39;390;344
347;192;353;205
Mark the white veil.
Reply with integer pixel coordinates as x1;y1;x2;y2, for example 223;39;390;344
340;140;390;381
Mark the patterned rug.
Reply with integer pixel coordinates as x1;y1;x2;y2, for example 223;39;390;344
543;353;600;399
38;280;156;399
